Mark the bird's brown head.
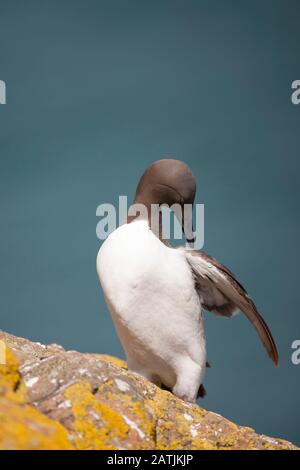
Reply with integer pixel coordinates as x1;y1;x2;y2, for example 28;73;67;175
134;159;196;207
130;159;196;242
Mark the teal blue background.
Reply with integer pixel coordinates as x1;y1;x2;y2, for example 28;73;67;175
0;0;299;445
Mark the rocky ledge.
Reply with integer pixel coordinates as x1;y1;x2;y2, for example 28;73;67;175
0;331;297;450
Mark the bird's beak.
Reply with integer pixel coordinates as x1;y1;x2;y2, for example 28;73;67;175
181;204;195;244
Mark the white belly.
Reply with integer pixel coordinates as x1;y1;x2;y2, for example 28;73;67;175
97;220;206;389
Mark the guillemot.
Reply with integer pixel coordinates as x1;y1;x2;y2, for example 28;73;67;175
97;159;278;403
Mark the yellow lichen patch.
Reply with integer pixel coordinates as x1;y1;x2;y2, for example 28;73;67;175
263;442;275;449
0;346;73;450
143;385;240;450
0;347;25;401
0;396;73;450
97;355;127;369
216;434;237;448
145;389;189;449
132;401;155;439
96;378;114;392
64;382;129;449
94;387;156;447
262;439;293;450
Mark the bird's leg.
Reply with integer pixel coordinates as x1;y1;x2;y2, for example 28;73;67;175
197;384;207;398
197;361;210;397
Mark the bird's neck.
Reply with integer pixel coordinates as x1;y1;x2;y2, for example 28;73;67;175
127;201;164;241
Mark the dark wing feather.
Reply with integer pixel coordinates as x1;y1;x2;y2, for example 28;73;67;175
184;249;279;365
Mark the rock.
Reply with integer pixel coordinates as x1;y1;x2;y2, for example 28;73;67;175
0;343;72;449
0;331;297;450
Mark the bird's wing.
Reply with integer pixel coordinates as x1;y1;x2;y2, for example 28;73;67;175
181;248;279;365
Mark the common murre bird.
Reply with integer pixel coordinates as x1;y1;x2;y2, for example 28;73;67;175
97;159;278;403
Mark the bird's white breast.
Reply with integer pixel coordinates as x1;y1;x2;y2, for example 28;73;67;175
97;219;206;388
